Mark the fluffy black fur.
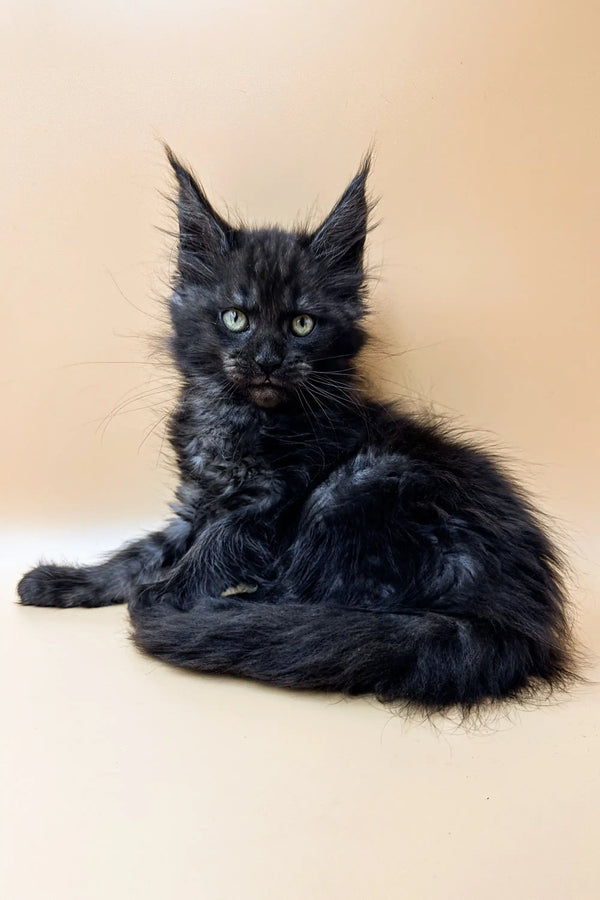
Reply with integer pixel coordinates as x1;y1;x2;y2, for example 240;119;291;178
18;148;576;711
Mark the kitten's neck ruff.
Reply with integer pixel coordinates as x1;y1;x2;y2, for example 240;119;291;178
170;369;368;483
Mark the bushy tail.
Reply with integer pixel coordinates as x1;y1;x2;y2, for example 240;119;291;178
129;596;574;709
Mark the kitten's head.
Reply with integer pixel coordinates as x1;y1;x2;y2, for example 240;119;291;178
166;147;373;409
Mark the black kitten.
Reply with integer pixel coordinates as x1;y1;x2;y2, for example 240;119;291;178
18;148;576;711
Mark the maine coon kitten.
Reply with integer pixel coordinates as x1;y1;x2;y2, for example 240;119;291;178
18;148;575;710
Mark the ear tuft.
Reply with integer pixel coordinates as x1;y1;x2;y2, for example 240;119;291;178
165;145;232;283
310;152;374;271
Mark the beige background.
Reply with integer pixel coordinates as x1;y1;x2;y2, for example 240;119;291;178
2;1;599;898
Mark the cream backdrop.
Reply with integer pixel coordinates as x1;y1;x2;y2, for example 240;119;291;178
2;2;599;899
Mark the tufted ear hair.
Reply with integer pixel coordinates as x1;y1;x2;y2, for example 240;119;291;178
165;145;232;283
309;153;372;272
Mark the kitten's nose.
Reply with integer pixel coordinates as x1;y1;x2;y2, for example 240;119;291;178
257;360;280;376
255;346;283;376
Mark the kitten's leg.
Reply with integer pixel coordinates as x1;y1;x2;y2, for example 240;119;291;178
17;517;193;608
273;451;471;610
133;507;279;611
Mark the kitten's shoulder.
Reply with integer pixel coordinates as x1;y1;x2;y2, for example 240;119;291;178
364;398;504;477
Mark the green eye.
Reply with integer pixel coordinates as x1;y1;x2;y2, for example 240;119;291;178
222;308;249;332
291;314;315;336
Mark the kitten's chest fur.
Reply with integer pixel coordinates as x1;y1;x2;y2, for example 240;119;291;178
172;392;271;507
169;382;368;520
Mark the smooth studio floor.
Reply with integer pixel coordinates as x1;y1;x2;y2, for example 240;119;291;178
2;526;599;899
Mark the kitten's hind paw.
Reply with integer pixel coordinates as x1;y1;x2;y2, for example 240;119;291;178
17;564;116;608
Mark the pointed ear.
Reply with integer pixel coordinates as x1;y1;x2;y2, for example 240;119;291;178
309;154;372;271
165;146;232;282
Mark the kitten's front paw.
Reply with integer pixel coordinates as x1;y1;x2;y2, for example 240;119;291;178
17;564;112;608
18;565;82;608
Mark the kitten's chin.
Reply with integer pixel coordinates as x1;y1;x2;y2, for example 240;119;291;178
249;385;285;408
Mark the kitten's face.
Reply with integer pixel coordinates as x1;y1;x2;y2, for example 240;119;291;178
166;149;371;409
